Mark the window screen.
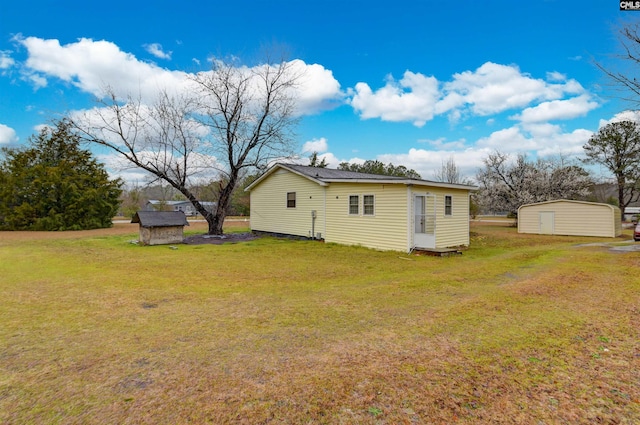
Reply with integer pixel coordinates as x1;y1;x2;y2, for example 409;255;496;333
349;195;359;215
287;192;296;208
363;195;374;215
445;195;452;216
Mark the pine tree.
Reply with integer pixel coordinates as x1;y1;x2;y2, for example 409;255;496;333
0;120;122;230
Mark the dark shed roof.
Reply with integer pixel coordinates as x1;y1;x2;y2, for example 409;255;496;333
131;211;190;228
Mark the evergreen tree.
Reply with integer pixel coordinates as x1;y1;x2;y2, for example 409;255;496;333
337;160;421;179
308;151;328;168
0;120;122;230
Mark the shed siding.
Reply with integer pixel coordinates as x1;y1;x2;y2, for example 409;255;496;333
139;226;184;245
518;201;621;237
250;169;326;238
325;183;408;251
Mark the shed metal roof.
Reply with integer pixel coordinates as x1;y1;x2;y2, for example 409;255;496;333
518;199;620;212
131;211;190;227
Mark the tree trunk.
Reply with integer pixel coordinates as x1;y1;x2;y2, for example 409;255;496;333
208;211;224;235
206;172;238;235
618;179;626;221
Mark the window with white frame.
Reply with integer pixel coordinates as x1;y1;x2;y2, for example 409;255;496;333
348;195;359;215
287;192;296;208
363;195;375;215
444;195;452;216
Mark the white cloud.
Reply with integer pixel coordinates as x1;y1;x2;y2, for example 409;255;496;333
598;110;640;128
144;43;172;60
0;51;15;70
359;118;594;180
534;128;593;157
350;71;439;127
33;123;51;134
293;61;344;115
476;123;592;157
476;126;536;151
0;123;19;144
512;94;599;123
15;36;190;99
377;148;489;181
349;61;592;127
328;113;595;181
302;137;328;153
314;152;342;167
15;37;343;117
444;62;584;116
546;71;566;82
417;136;467;150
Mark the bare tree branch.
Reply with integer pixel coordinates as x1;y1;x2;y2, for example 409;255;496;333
70;55;302;235
476;151;592;216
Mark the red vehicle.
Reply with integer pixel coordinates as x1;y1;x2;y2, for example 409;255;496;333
634;222;640;242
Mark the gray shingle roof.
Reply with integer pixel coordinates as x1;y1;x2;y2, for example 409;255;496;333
131;211;190;227
246;163;478;192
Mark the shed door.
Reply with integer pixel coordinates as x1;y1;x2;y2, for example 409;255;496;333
539;211;554;235
414;194;436;249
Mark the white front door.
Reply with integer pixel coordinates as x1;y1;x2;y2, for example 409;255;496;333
414;194;436;249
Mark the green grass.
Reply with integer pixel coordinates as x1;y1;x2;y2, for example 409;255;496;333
1;225;639;424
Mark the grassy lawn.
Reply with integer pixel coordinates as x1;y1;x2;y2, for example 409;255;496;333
1;224;639;424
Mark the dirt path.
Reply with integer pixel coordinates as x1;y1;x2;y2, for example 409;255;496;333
0;220;250;242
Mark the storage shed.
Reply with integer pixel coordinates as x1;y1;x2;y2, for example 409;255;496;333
518;200;621;238
131;211;189;245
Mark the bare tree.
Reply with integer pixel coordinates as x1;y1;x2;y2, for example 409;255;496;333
71;56;301;235
433;156;478;217
583;120;640;218
432;156;472;184
476;152;592;217
596;22;640;105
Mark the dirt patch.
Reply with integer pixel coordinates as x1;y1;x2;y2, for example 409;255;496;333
0;220;251;243
0;223;141;242
183;232;258;245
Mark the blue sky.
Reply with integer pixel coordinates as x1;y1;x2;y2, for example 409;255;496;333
0;1;638;181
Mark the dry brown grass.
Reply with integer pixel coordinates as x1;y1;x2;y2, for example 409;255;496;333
1;224;638;424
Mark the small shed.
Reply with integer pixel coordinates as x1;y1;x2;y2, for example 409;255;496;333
518;200;621;238
131;211;189;245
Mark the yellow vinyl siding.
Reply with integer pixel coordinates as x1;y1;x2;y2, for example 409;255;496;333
325;183;408;251
518;200;621;237
249;166;474;252
437;190;470;248
250;169;326;238
413;187;470;249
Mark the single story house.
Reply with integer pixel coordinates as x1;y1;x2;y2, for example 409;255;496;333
518;200;621;238
246;163;477;252
132;211;189;245
145;200;216;216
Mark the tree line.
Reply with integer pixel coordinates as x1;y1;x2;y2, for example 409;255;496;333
2;117;639;230
3;22;640;231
